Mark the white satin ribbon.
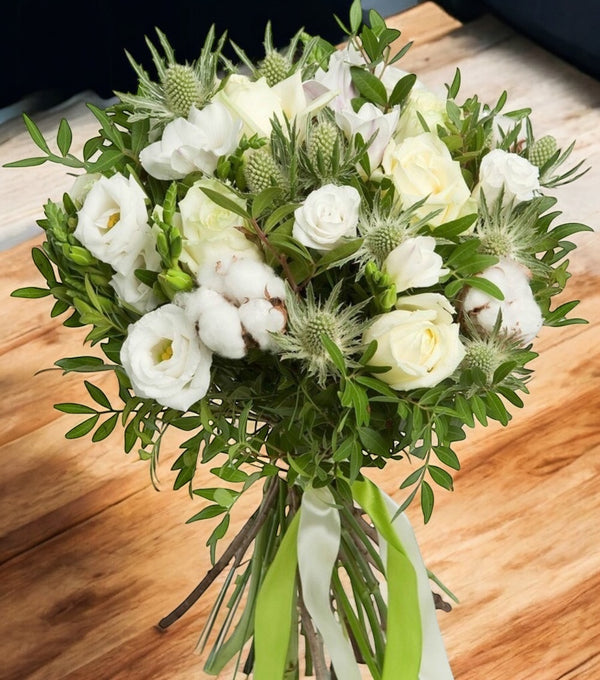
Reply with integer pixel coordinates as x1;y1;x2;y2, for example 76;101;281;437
297;485;362;680
378;492;454;680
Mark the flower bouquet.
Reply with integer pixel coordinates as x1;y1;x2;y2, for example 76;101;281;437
8;1;591;677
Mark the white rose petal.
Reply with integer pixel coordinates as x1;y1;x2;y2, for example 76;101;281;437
363;293;465;390
139;102;241;180
382;132;474;227
293;184;361;251
336;102;400;169
462;258;543;345
178;287;246;359
238;298;287;351
75;173;152;275
395;88;447;140
383;236;448;292
120;304;212;411
478;148;540;206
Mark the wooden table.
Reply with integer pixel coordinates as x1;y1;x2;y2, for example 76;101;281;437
1;3;599;678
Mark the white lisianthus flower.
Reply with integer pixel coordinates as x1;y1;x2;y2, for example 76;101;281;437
478;149;540;205
139;102;242;180
110;240;162;313
68;173;101;208
178;178;260;275
395;88;447;140
382;132;474;227
383;236;448;292
363;293;465;390
462;258;543;345
305;45;363;113
216;72;328;139
120;304;212;411
336;102;400;169
293;184;361;251
74;173;153;275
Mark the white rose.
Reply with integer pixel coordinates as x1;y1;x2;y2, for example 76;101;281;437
395;88;447;140
478;149;540;206
110;240;161;314
462;258;543;345
382;132;474;227
178;178;260;275
336;102;400;170
383;236;448;292
74;173;153;275
120;304;212;411
139;102;241;180
363;293;465;390
293;184;361;251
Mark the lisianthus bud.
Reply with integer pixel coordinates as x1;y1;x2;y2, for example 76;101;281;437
163;64;202;118
528;135;557;168
159;267;194;299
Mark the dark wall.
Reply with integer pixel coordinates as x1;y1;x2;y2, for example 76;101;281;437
3;0;351;109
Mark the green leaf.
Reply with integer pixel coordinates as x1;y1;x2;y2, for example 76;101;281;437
65;414;100;439
333;436;360;462
421;481;434;523
446;68;461;98
463;276;504;300
433;446;461;470
3;157;48;168
87;103;125;150
368;9;386;34
186;505;227;523
55;403;98;415
315;238;363;274
10;286;50;298
23;113;51;153
199;187;250;219
321;333;347;375
84;380;112;409
252;187;282;219
56;118;73;156
388;73;417;107
400;467;424;489
360;26;380;61
92;413;119;442
55;356;107;373
358;427;389;457
428;465;454;491
350;66;388;107
349;0;363;33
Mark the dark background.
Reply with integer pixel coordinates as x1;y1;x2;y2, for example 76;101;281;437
2;1;599;114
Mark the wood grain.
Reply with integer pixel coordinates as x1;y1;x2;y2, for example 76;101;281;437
1;3;599;679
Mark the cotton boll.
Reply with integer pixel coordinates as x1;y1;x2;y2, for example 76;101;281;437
239;299;287;351
179;287;247;359
222;259;286;304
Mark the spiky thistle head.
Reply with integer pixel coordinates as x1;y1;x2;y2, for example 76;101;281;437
460;313;535;388
475;193;550;275
244;148;284;194
259;51;291;86
273;283;367;386
116;26;224;124
353;194;439;275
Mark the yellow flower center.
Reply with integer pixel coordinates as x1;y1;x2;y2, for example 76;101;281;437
153;339;174;363
106;211;121;229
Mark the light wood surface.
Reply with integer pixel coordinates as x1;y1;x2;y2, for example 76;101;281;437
1;3;599;678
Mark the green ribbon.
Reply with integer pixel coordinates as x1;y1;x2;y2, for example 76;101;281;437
353;479;423;680
253;510;301;679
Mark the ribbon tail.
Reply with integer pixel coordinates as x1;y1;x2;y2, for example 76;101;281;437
380;491;454;680
298;485;362;680
253;510;301;680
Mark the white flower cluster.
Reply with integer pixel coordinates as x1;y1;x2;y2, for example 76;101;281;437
68;35;549;409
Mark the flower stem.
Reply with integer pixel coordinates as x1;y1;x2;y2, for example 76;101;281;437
156;476;280;630
299;590;330;680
